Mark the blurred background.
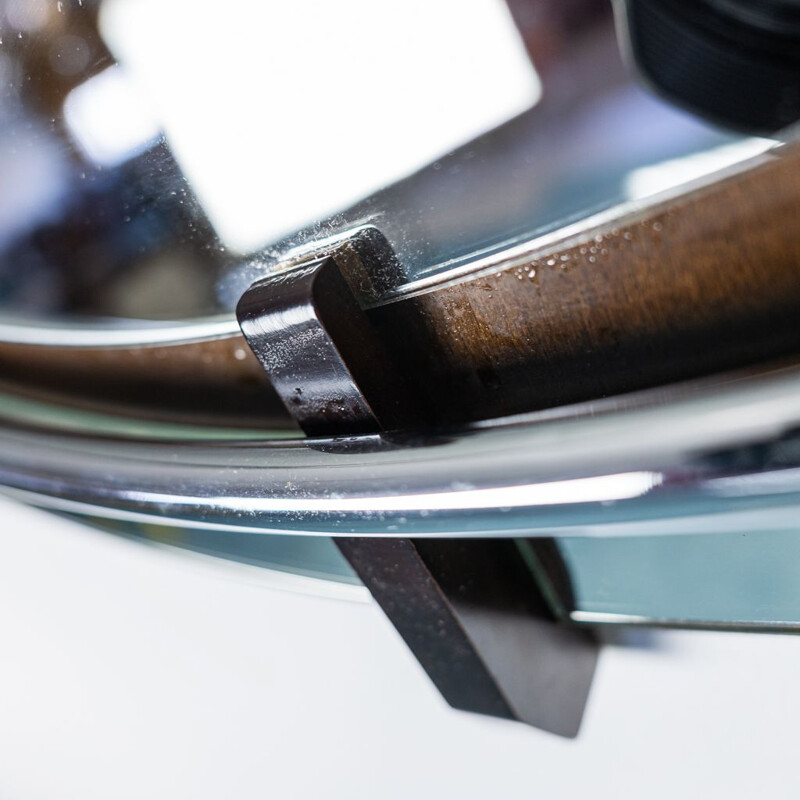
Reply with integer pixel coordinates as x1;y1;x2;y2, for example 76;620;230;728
0;0;771;319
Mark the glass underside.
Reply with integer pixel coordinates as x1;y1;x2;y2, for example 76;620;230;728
557;530;800;628
77;516;360;586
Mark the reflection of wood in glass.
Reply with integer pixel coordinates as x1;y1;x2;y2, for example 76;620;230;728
1;143;800;432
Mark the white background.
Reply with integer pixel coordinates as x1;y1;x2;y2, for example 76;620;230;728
1;496;799;799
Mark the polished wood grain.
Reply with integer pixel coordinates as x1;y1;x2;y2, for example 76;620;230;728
369;143;800;425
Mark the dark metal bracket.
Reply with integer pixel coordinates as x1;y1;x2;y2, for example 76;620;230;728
236;230;599;737
236;229;422;437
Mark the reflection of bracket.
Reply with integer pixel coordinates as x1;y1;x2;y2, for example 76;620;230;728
236;230;598;737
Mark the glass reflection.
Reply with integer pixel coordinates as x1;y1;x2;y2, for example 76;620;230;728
0;0;224;318
0;0;775;322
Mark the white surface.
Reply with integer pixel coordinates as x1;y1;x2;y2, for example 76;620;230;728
0;496;799;799
100;0;540;252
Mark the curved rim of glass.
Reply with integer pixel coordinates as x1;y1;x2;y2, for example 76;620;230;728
0;360;799;539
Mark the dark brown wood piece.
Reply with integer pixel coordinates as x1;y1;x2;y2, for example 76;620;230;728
367;144;800;426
